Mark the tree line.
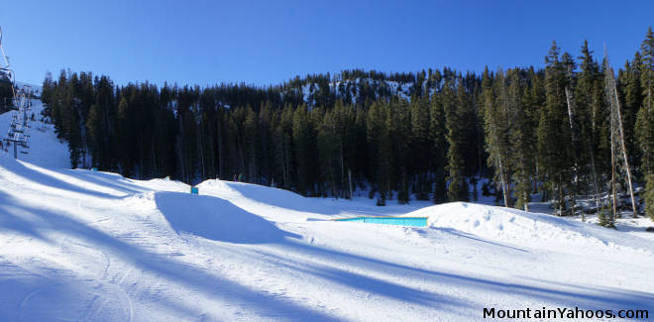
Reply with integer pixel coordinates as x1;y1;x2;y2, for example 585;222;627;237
39;28;654;224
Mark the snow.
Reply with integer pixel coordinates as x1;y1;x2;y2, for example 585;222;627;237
14;81;42;97
0;100;653;321
298;78;414;106
0;99;69;168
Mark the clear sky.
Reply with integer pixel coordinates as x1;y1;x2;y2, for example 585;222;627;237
1;0;653;87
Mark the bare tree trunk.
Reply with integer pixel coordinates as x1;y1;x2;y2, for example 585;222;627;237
523;190;529;212
605;64;638;218
498;157;509;207
216;116;223;179
587;139;600;221
151;146;157;177
535;159;541;199
348;169;353;199
197;118;205;180
558;176;565;216
282;137;290;187
613;85;638;218
339;139;352;198
138;137;144;179
176;112;186;182
564;86;579;216
176;135;185;183
610;124;618;226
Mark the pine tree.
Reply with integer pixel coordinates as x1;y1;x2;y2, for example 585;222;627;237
637;28;654;174
646;174;654;220
410;96;432;200
508;68;532;211
575;40;605;217
444;80;469;201
316;107;338;196
561;51;580;213
538;41;573;215
637;27;654;219
430;90;448;204
64;73;83;168
257;101;275;185
244;106;258;182
482;67;512;207
367;101;391;205
274;105;295;188
40;72;54;116
622;53;643;171
389;99;411;204
86;103;102;166
292;104;315;195
331;100;353;198
523;68;546;200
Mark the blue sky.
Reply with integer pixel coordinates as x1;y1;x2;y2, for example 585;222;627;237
1;1;653;87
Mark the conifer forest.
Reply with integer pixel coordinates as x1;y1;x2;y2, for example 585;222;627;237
38;29;654;224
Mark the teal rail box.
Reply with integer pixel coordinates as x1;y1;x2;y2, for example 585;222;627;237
190;187;199;194
335;216;428;227
91;167;98;172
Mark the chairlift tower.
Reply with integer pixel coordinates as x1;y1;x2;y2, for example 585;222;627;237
0;26;16;98
0;26;31;159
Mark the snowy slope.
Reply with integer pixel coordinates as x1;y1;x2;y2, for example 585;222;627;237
14;82;43;97
1;157;654;321
0;99;69;168
0;99;653;320
413;202;654;253
295;78;415;107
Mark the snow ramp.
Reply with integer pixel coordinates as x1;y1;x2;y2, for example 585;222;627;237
154;191;300;244
410;202;653;254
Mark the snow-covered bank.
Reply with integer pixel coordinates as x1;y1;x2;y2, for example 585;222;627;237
1;156;653;321
411;202;654;253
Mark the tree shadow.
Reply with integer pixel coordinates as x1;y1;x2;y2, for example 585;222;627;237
270;240;654;312
0;197;338;321
3;170;653;319
0;191;52;242
68;169;146;196
0;160;123;200
615;224;653;233
434;227;528;252
520;276;654;309
241;248;473;314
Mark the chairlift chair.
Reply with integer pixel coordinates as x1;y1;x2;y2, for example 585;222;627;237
0;68;11;82
1;26;31;159
4;97;17;110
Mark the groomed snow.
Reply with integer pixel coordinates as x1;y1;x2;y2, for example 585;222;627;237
1;159;653;321
0;100;653;321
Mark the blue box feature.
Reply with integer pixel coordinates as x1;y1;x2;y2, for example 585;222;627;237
190;187;199;194
91;167;98;172
334;216;428;227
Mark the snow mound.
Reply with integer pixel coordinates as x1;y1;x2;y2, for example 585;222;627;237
197;179;339;215
412;202;652;253
154;191;300;244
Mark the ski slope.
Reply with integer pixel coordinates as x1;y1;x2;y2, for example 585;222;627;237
0;99;68;168
0;159;653;321
1;100;654;321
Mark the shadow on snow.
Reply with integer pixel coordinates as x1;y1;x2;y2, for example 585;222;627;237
154;191;301;244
